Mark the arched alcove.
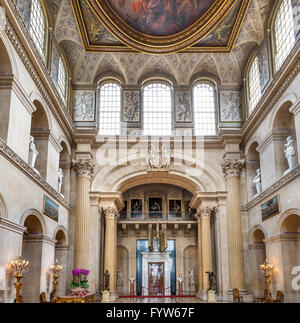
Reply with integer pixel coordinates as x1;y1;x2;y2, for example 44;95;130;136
30;102;51;178
117;246;129;294
58;141;71;200
248;227;266;298
272;102;297;177
22;214;44;303
54;228;68;297
0;38;13;142
246;141;261;199
183;245;198;292
279;214;300;302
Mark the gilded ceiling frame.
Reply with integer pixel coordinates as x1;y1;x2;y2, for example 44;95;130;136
70;0;251;54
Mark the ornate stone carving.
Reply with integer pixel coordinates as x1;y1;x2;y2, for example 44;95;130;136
175;91;192;122
222;159;245;178
104;207;119;220
73;90;95;122
123;91;140;122
72;159;95;178
0;5;7;31
195;206;216;221
146;144;170;170
284;136;297;175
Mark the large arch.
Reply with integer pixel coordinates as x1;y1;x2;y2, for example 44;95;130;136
92;151;225;193
20;208;47;236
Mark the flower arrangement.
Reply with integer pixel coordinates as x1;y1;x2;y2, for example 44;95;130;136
70;268;90;296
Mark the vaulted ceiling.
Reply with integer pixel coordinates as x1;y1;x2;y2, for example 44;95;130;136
45;0;273;87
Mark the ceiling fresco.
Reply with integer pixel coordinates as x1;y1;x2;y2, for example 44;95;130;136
71;0;251;54
107;0;217;36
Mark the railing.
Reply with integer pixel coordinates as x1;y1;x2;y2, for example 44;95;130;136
119;212;196;222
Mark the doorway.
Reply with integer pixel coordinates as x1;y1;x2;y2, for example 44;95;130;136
148;262;164;296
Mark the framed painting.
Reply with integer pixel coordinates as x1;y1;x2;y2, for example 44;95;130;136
149;198;162;218
120;201;127;219
169;200;182;218
131;199;143;218
261;195;280;221
43;196;59;222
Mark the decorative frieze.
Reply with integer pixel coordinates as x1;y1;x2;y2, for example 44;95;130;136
220;91;242;122
72;159;95;178
222;159;245;178
175;91;193;123
73;90;95;122
123;90;140;122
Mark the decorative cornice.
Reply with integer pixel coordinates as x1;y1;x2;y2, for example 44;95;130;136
23;233;57;246
0;138;71;209
0;216;26;235
222;159;245;178
72;159;95;179
243;165;300;210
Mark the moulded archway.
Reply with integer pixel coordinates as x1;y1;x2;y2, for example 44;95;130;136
21;213;44;303
248;226;266;298
278;212;300;302
117;245;129;295
183;245;199;292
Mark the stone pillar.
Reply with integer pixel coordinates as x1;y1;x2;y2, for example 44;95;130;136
195;214;203;295
222;159;246;293
104;207;119;301
200;207;214;292
72;159;94;269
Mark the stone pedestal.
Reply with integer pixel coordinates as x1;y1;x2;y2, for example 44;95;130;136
189;283;196;295
208;290;217;303
129;282;135;296
102;290;110;303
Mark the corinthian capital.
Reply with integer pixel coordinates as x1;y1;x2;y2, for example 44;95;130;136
104;207;119;221
222;159;245;178
72;159;95;178
195;206;216;222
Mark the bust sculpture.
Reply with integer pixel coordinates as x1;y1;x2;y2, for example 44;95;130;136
58;168;64;195
177;273;183;284
253;168;262;197
28;136;39;173
284;136;296;174
129;274;135;283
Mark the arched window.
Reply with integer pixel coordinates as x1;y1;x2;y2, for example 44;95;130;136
58;57;67;100
30;0;46;59
99;82;121;135
274;0;295;71
16;0;47;60
193;82;217;136
143;83;172;136
248;56;261;113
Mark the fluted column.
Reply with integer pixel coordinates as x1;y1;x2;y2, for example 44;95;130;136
222;159;245;290
195;213;203;292
72;159;95;269
200;207;214;291
104;207;119;298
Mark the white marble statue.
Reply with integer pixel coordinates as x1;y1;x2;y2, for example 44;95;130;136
129;274;135;283
188;268;195;286
253;168;262;197
177;273;183;284
117;267;123;283
284;136;296;175
58;168;64;195
28;136;39;173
